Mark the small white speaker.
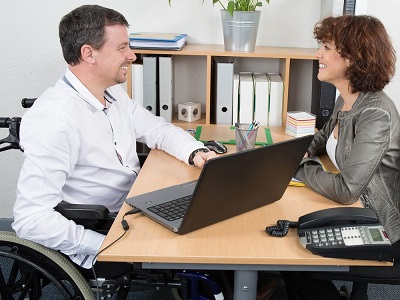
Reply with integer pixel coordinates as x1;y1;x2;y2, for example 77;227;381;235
178;102;201;122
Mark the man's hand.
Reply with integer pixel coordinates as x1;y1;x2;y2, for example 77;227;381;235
193;151;217;168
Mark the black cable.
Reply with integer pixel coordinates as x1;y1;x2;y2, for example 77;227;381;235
121;207;141;231
90;207;141;300
265;220;299;237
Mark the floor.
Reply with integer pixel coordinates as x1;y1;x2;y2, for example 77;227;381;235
118;271;400;300
2;251;400;299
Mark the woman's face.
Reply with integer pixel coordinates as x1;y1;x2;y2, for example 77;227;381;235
316;41;350;87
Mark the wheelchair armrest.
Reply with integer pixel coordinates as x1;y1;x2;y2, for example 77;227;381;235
55;201;115;234
55;201;111;221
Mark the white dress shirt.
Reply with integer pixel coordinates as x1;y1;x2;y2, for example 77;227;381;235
12;68;204;268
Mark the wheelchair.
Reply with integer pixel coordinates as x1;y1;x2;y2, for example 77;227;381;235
0;98;224;300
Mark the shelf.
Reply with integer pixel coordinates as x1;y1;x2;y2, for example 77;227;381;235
131;44;317;59
127;43;318;126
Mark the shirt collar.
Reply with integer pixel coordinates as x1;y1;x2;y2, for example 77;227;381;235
64;68;117;112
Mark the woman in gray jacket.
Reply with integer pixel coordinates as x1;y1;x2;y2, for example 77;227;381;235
282;15;400;300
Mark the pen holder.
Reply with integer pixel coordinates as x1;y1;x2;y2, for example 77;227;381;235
178;102;201;122
235;123;258;151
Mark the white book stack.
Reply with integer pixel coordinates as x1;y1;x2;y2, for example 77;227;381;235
129;32;187;50
286;111;316;137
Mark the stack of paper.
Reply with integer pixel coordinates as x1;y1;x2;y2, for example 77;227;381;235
286;111;316;137
129;32;187;50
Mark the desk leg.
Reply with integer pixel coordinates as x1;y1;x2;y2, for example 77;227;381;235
233;270;258;300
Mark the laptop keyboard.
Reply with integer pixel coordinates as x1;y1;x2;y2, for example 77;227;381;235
148;196;191;221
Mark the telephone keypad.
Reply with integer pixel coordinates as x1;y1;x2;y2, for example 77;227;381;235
305;225;394;249
307;227;347;247
307;226;377;247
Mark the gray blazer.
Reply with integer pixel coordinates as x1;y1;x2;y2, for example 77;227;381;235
295;91;400;244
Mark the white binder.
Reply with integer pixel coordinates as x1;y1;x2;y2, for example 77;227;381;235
268;73;284;127
232;73;240;125
239;72;254;124
253;73;269;126
131;63;143;107
213;57;234;124
143;55;158;115
158;56;173;122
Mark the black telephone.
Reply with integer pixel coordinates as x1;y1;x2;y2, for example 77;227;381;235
297;207;393;262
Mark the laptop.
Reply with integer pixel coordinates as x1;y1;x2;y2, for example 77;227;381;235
125;135;313;234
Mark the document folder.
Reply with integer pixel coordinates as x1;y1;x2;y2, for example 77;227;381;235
239;72;254;124
159;56;173;122
131;63;144;107
129;32;187;50
143;55;158;115
213;57;234;125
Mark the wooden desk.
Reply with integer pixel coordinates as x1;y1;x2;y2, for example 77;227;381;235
99;126;391;300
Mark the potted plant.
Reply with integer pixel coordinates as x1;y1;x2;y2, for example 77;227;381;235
168;0;273;52
168;0;270;16
211;0;270;16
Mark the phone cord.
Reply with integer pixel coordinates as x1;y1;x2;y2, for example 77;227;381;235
265;220;299;237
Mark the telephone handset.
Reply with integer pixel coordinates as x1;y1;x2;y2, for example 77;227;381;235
298;207;380;229
297;207;393;262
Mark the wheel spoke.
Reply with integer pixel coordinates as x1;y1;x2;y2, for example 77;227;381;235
0;266;13;300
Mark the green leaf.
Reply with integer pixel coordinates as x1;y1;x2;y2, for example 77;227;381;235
228;1;235;16
169;0;271;11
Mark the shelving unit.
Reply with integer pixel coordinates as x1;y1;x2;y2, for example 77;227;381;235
127;44;318;126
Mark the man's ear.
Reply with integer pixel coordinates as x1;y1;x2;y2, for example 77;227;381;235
81;45;95;63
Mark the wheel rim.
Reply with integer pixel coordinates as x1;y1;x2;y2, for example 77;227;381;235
0;231;94;300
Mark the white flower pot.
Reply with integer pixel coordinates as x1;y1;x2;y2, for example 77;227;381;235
221;10;261;52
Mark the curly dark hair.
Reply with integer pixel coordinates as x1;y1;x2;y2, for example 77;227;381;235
313;15;396;93
59;5;129;66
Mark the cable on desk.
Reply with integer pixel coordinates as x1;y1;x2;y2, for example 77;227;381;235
265;220;299;237
91;207;141;300
121;207;141;230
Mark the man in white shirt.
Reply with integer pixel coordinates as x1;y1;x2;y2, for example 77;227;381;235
12;4;216;269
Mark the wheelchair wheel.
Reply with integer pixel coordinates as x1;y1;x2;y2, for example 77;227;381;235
0;231;95;300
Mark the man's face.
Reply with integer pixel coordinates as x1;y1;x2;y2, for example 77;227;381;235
93;24;136;86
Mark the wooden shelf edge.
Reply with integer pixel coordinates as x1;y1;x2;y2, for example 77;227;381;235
131;44;318;60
